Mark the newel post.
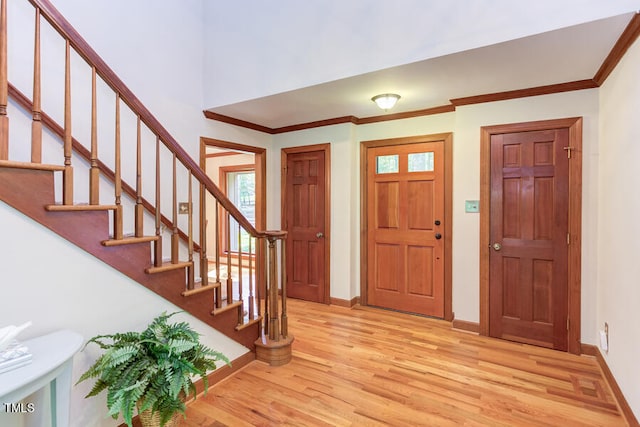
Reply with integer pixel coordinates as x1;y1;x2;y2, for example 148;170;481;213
254;231;293;366
267;235;280;340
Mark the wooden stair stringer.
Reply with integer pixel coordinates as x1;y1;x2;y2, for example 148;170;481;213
0;166;260;350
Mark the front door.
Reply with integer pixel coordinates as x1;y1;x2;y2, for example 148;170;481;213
366;141;445;317
489;129;569;350
283;147;328;303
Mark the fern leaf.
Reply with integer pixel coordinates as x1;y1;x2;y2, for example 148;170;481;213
105;345;139;368
84;378;108;398
167;339;196;355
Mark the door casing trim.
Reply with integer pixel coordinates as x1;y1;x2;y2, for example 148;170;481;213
479;117;582;354
360;133;453;321
281;143;331;304
200;137;266;231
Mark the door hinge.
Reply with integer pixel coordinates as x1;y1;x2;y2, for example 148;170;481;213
563;146;574;159
567;233;570;245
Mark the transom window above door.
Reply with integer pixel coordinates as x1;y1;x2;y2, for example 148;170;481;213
375;152;435;174
408;152;434;172
376;154;399;174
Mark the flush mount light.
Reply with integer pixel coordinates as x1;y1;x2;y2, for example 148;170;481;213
371;93;401;111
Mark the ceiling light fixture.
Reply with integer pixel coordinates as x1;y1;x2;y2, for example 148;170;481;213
371;93;401;111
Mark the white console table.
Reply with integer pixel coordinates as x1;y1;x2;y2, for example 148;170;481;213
0;330;83;427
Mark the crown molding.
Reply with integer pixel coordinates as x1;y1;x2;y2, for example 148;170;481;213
450;79;598;106
594;12;640;85
203;111;274;134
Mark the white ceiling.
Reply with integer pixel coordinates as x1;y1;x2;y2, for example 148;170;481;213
206;13;633;129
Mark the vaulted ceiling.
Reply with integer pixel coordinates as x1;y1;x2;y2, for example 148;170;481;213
205;12;636;131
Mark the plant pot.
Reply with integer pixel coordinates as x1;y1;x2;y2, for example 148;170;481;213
138;409;182;427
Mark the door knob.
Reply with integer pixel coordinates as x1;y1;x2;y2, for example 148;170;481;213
435;233;442;240
492;243;502;251
434;220;441;226
316;232;324;238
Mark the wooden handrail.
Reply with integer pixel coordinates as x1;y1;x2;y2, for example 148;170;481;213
7;82;200;251
28;0;264;238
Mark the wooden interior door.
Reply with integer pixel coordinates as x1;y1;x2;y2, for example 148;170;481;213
366;142;445;317
284;149;326;303
489;129;569;350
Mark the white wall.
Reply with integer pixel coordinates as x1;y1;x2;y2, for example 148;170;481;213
1;2;257;426
597;37;640;420
0;202;248;427
48;0;208;155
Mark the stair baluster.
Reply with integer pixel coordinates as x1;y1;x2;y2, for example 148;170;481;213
225;212;232;304
248;236;254;320
31;8;42;163
199;182;208;289
89;67;99;204
238;222;244;302
214;200;222;308
62;40;73;204
113;95;123;238
187;172;195;290
171;153;179;263
134;116;143;234
154;136;163;267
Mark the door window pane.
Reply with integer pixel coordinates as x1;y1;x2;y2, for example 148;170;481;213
376;155;399;174
408;152;434;172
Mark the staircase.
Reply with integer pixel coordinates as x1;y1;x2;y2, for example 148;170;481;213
0;0;292;363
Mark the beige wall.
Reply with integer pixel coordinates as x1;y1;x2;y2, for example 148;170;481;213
597;37;640;418
450;91;600;340
269;83;640;418
270;89;601;346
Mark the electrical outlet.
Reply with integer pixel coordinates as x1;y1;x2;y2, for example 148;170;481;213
600;322;609;353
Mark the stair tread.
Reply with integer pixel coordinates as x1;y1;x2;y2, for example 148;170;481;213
236;315;263;331
102;236;159;246
45;203;118;212
211;300;243;316
0;160;65;172
145;261;192;274
181;282;221;297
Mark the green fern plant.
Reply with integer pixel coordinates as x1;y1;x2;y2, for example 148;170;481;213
77;312;230;427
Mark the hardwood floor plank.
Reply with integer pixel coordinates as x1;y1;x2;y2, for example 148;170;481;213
185;299;628;426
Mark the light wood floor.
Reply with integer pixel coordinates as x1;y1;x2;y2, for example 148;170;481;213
183;299;626;426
